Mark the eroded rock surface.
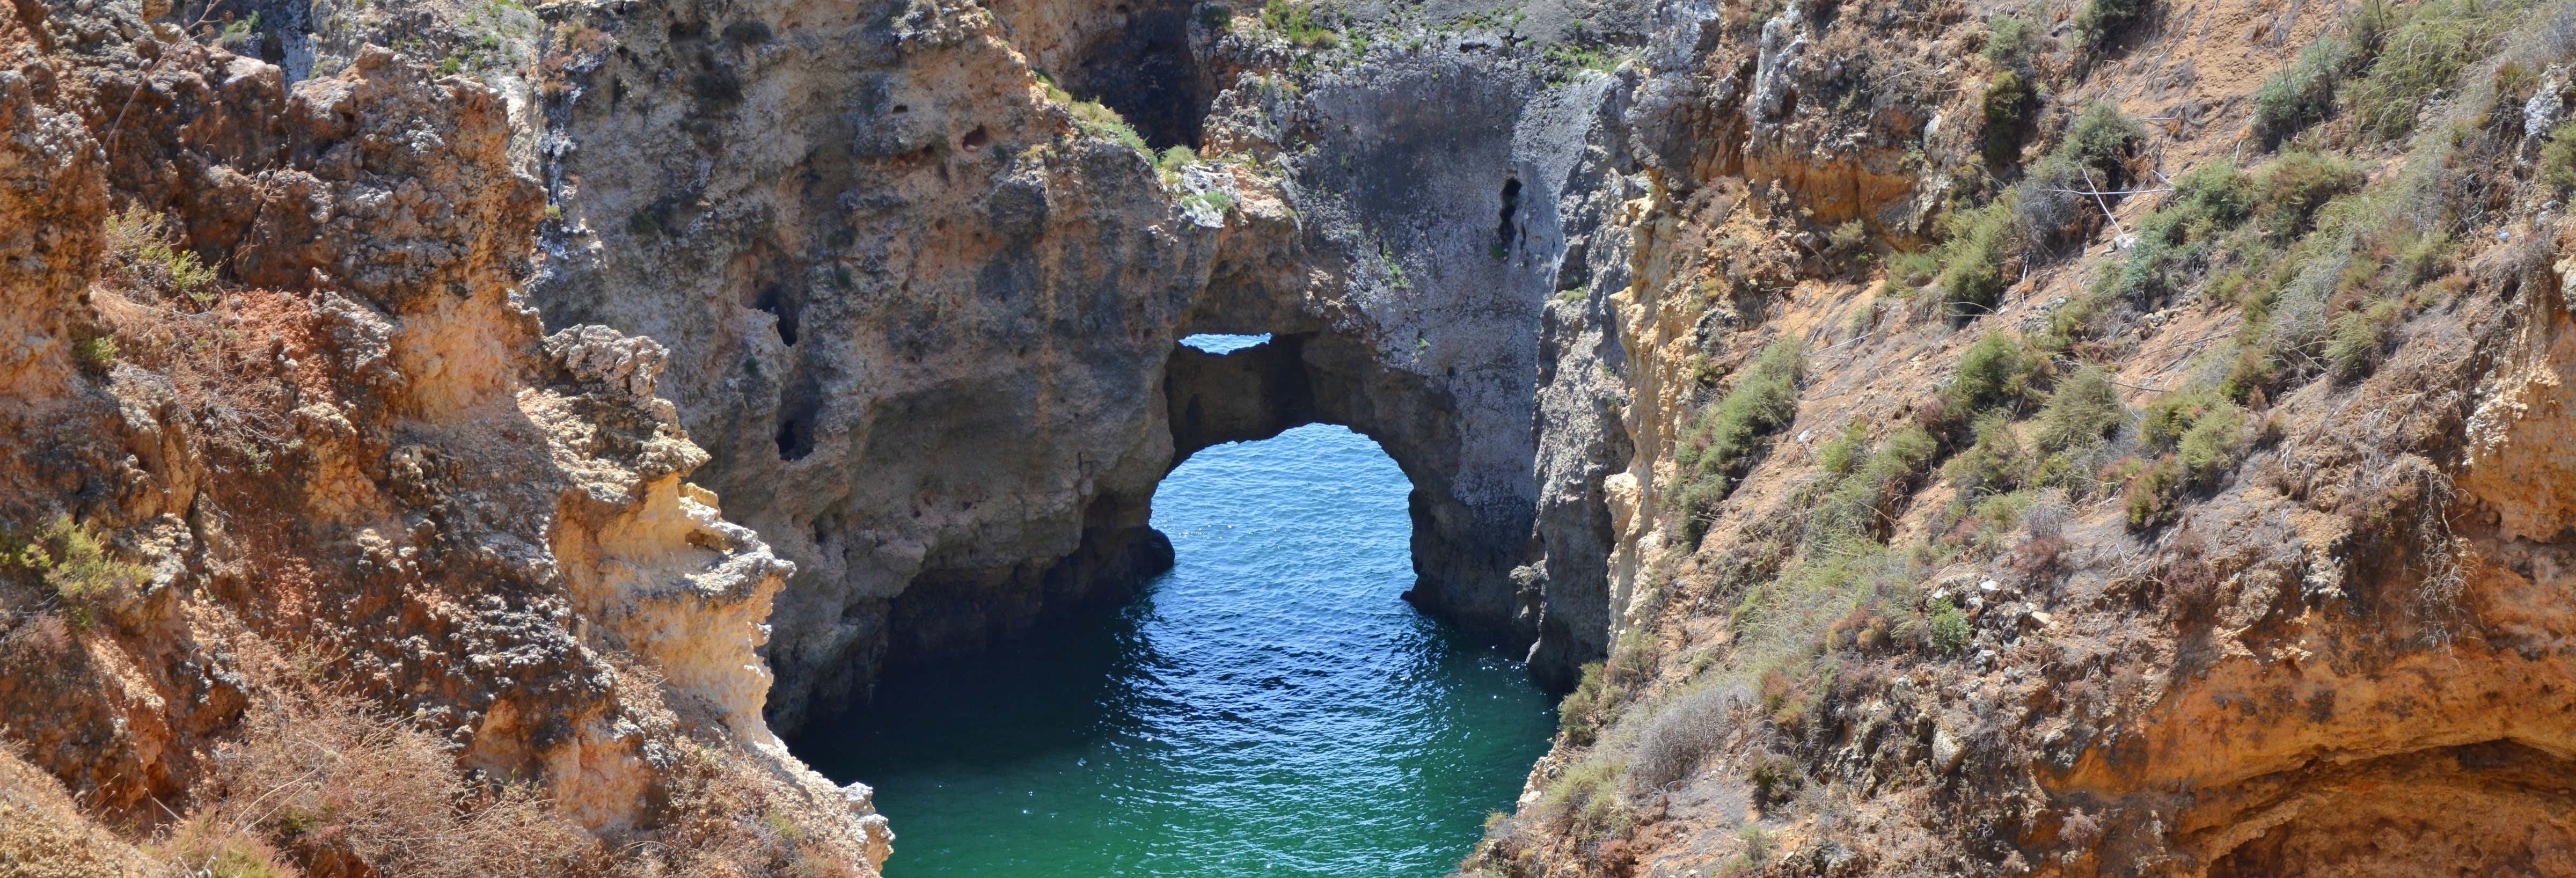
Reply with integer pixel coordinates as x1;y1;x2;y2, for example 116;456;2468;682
0;1;884;870
526;0;1668;729
10;0;2576;873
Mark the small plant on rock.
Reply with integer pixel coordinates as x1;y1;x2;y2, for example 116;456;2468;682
1927;597;1972;654
4;517;151;630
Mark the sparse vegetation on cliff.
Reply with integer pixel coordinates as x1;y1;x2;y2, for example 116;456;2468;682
3;517;151;631
1473;1;2575;873
1668;340;1804;545
1259;0;1341;49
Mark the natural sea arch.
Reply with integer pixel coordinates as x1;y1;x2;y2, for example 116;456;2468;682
794;395;1556;875
1162;333;1532;640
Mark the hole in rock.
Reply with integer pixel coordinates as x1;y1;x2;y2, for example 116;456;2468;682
1179;332;1269;353
1496;177;1523;252
1061;0;1208;150
792;424;1554;875
774;370;822;460
961;126;991;151
750;283;802;345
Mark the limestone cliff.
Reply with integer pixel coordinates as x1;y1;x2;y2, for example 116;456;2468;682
0;1;884;872
8;0;2576;873
523;0;1663;728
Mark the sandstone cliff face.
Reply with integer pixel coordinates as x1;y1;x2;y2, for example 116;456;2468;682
0;0;883;870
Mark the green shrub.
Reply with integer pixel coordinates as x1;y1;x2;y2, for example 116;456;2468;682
1945;332;2032;415
2088;158;2260;312
1557;661;1613;746
1542;757;1629;836
74;336;118;371
1807;425;1936;544
1982;69;2036;165
1154;144;1199;183
5;517;151;630
1927;598;1972;653
2075;0;2146;51
2138;385;2249;495
2544;120;2576;190
1671;340;1804;544
2033;286;2111;353
2007;105;2145;261
1936;197;2015;319
1260;0;1340;48
1983;15;2036;69
2326;297;2402;377
1745;751;1804;807
1816;421;1869;476
213;12;261;53
2252;33;2359;145
1965;487;2039;551
1066;99;1147;153
2124;456;2185;528
1197;3;1234;31
2348;0;2531;143
2034;366;2125;452
2097;216;2193;308
1543;42;1626;74
104;206;219;303
2061;103;2146;187
2141;385;2224;452
1943;409;2028;499
2255;151;2365;244
2219;327;2287;403
1829;219;1868;252
1542;757;1621;810
2175;401;2247;485
1181;189;1236;216
1888;250;1940;291
2172;162;2256;229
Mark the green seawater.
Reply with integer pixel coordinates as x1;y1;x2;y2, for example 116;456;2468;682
793;404;1557;876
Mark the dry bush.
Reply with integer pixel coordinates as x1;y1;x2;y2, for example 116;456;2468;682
2060;808;2104;848
626;740;869;878
1626;683;1751;795
167;689;597;878
2155;530;2222;625
1;742;149;878
89;207;292;471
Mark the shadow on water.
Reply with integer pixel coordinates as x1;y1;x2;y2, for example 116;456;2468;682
799;597;1159;777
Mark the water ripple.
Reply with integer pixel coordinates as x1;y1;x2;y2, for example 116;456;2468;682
795;425;1556;877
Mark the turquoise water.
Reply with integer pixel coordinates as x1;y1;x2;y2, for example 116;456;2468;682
794;412;1557;876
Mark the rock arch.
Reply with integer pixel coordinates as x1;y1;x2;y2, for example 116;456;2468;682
1162;333;1523;637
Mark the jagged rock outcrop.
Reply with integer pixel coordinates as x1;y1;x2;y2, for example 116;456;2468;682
0;1;885;870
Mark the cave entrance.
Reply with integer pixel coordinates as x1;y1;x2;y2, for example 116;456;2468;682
794;392;1555;875
1059;0;1208;150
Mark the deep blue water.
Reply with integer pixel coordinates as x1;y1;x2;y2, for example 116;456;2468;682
793;376;1556;876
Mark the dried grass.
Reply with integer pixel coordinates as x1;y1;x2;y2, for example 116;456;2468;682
1625;683;1752;795
165;689;597;878
89;208;293;472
